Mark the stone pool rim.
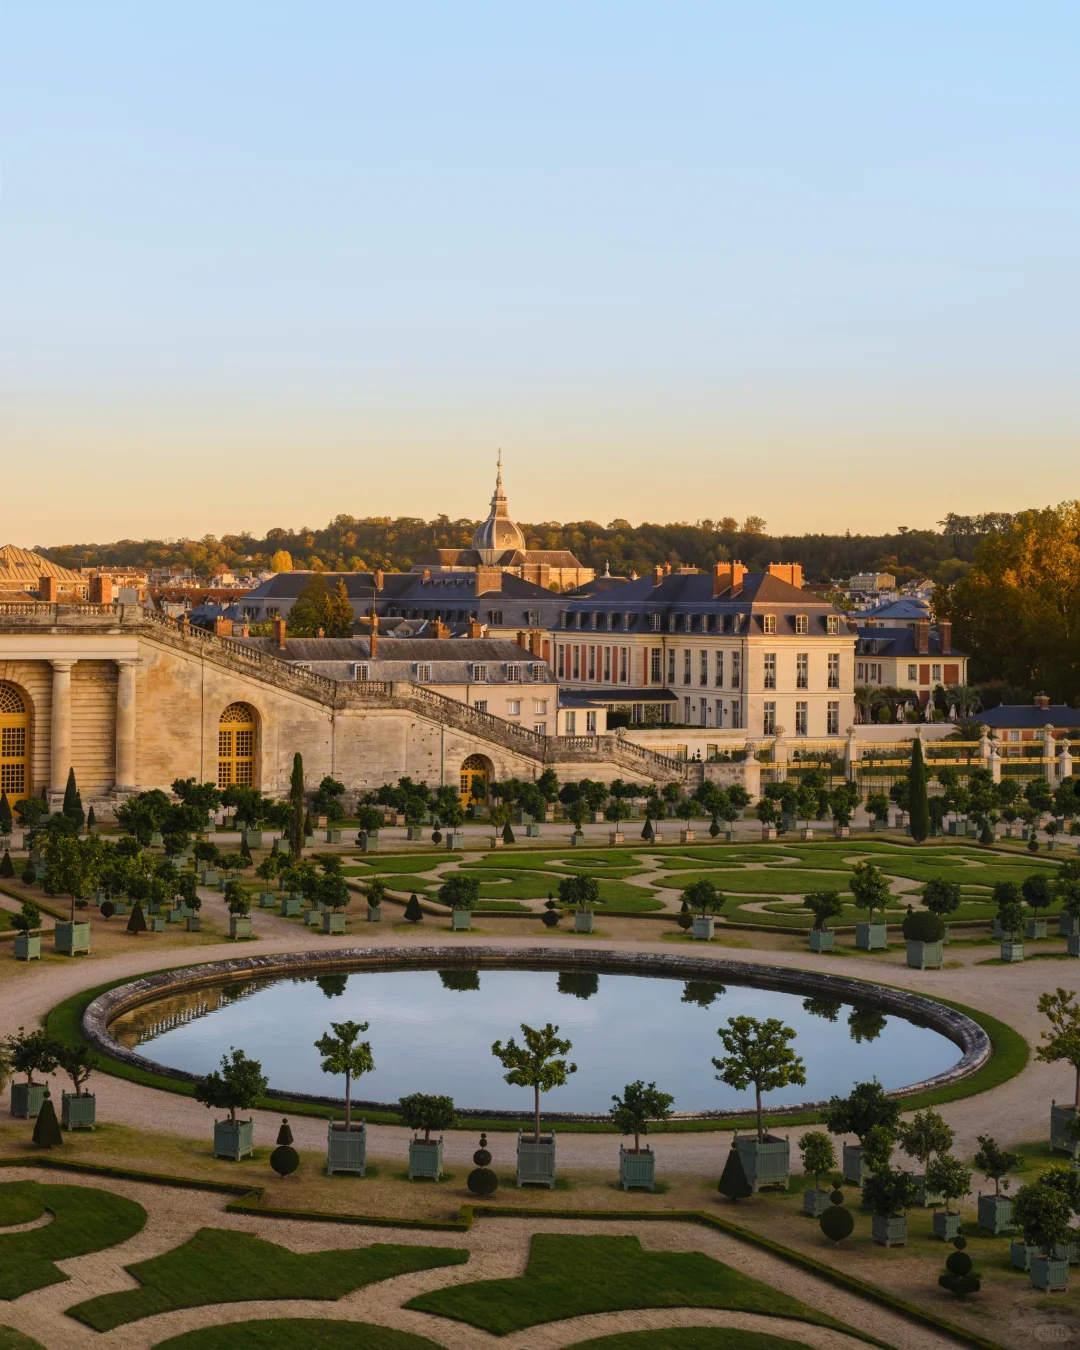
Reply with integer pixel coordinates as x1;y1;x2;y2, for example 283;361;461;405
83;946;991;1124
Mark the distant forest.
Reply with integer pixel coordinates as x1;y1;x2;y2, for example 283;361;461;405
34;511;1015;587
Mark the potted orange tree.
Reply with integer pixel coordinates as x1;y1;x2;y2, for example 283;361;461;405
492;1022;576;1187
400;1092;456;1179
715;1015;804;1191
316;1019;373;1175
58;1044;97;1130
611;1079;674;1192
194;1048;267;1160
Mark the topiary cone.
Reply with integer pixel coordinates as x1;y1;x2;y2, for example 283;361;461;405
32;1089;63;1149
717;1147;752;1201
276;1117;294;1146
0;850;13;878
404;893;423;923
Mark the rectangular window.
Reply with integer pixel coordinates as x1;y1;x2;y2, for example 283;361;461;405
796;653;808;689
856;662;864;681
472;663;488;682
715;650;724;686
700;700;708;727
764;652;777;689
649;613;661;631
827;701;840;735
827;615;840;635
683;650;692;685
932;663;942;681
650;648;662;683
763;614;776;635
668;649;676;683
352;662;369;681
0;763;25;795
588;646;596;680
731;699;741;729
489;610;503;625
507;699;521;715
572;647;581;680
907;663;917;681
795;614;809;635
531;663;544;681
534;699;548;714
534;723;547;735
763;701;776;735
603;646;612;682
684;697;692;723
586;710;597;733
700;649;709;685
632;702;644;723
414;663;432;682
795;701;808;735
565;711;577;735
829;653;840;689
475;699;487;713
620;647;629;683
557;645;565;679
731;651;741;689
505;663;520;682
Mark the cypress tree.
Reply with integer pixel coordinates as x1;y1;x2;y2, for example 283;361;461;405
288;752;305;858
87;805;97;831
0;850;13;878
32;1090;63;1148
908;736;930;843
404;893;424;923
0;790;12;831
62;767;84;827
127;901;147;935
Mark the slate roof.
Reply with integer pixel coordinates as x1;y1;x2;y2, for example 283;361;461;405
240;636;547;665
858;597;931;622
854;626;966;658
976;705;1080;730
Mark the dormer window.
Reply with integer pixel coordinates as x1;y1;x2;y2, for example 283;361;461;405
352;662;370;681
471;663;488;682
414;663;432;683
488;610;503;626
530;663;544;681
598;612;609;630
623;613;632;630
795;614;809;635
762;614;777;635
666;613;676;632
827;614;841;635
649;613;661;632
505;663;521;682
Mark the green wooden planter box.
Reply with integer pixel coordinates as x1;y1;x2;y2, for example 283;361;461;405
200;870;219;885
1000;940;1024;962
803;1187;831;1217
517;1130;556;1187
213;1117;254;1160
408;1136;444;1180
1053;1241;1080;1264
932;1210;961;1241
111;900;128;917
54;921;90;955
842;1142;863;1185
1011;1241;1039;1270
871;819;889;832
525;824;541;837
1031;1255;1070;1291
977;1193;1015;1236
570;832;586;847
1060;914;1080;937
217;878;227;893
906;939;942;970
281;896;303;917
734;1132;790;1192
324;829;342;843
872;1214;908;1246
150;917;166;932
271;836;286;855
910;1172;944;1207
609;831;625;845
186;916;201;931
1025;918;1048;939
242;829;264;849
692;915;714;941
259;892;277;908
14;934;41;961
833;826;850;838
366;905;381;922
230;916;252;938
619;1145;655;1191
575;910;595;933
406;827;424;841
304;834;316;847
446;832;465;849
10;1082;45;1118
451;909;472;931
305;906;324;926
358;831;379;851
1070;934;1080;958
808;929;834;952
326;1120;367;1175
149;831;164;847
61;1092;96;1130
761;826;776;840
323;911;346;934
147;901;161;915
1051;1102;1079;1156
167;906;184;924
855;922;887;951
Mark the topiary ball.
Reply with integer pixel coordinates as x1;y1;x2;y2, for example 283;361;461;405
1028;838;1040;853
473;1132;492;1166
431;830;443;844
952;1234;967;1250
100;899;115;919
945;1249;973;1277
820;1204;854;1243
21;868;36;886
829;1188;845;1205
938;1271;981;1298
677;913;693;931
270;1145;299;1178
467;1167;498;1196
541;909;560;928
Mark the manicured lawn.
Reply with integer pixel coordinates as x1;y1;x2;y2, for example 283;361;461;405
351;854;460;873
0;1181;147;1299
372;875;439;895
149;1320;446;1350
565;1331;825;1350
68;1228;468;1331
0;1329;47;1350
405;1233;855;1337
658;869;851;895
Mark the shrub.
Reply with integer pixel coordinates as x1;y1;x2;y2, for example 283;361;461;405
938;1235;981;1297
819;1191;854;1243
901;909;945;942
399;1092;456;1141
21;867;36;886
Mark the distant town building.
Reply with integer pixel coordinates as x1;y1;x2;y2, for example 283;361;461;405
848;571;896;594
976;695;1080;740
854;618;967;704
0;546;88;598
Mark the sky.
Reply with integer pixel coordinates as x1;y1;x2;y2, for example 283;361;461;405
2;2;1078;544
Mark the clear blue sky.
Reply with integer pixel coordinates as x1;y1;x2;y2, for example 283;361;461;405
2;2;1077;544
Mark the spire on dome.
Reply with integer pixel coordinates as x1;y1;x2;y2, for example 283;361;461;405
472;449;526;559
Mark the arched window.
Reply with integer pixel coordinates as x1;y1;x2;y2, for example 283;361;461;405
217;703;255;789
459;754;491;806
0;682;30;804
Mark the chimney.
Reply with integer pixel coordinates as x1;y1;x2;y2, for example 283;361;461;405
271;616;287;649
88;574;113;604
475;566;503;594
374;569;384;590
530;630;543;656
213;617;234;637
238;620;250;638
713;561;747;596
432;618;449;638
516;630;530;650
767;562;804;588
467;618;484;639
915;618;929;655
39;576;57;602
939;619;951;655
653;565;664;587
1035;693;1051;710
369;609;378;660
663;562;672;575
422;568;431;581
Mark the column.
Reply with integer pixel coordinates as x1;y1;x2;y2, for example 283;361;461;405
50;660;74;793
115;658;139;791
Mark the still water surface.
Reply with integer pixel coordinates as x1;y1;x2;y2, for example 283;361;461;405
112;967;959;1114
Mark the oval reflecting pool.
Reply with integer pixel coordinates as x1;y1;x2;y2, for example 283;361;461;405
110;967;960;1115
